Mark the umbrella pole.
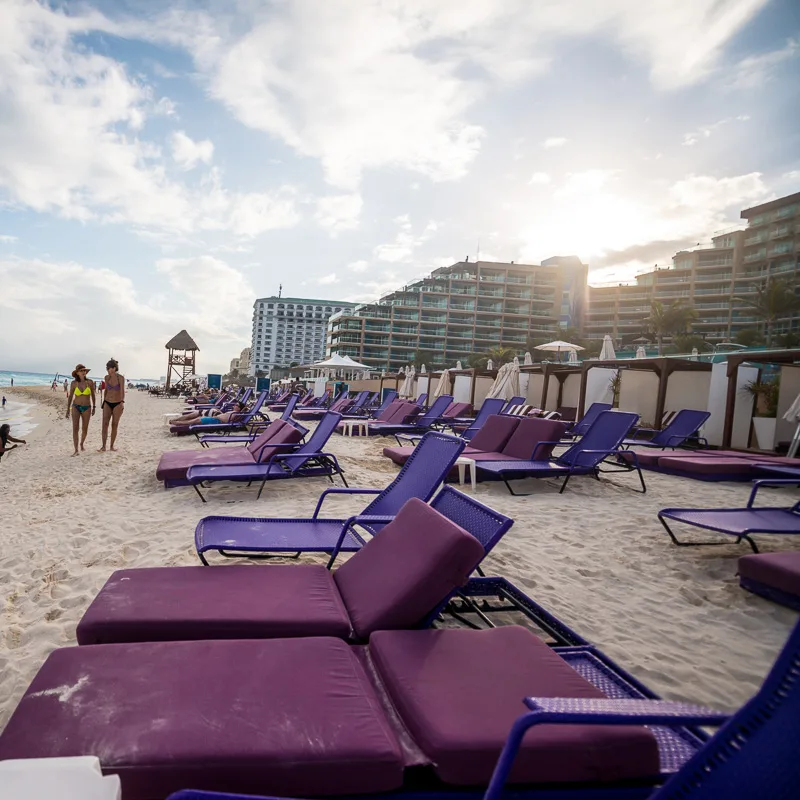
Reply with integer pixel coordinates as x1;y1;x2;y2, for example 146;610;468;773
788;423;800;458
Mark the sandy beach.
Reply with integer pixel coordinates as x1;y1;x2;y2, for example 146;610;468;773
1;387;799;730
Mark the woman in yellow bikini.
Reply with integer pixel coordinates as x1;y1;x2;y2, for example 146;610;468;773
66;364;96;456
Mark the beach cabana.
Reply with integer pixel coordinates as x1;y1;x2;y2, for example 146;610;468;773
164;330;199;390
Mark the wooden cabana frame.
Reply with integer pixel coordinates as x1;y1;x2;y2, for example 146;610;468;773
722;349;800;448
577;357;711;429
520;363;582;410
164;330;199;391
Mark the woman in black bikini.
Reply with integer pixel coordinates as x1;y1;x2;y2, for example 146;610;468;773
66;364;96;456
99;358;125;452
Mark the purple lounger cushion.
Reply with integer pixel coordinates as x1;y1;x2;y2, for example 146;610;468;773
739;551;800;601
76;565;351;644
0;638;404;799
370;626;659;787
500;417;569;460
155;421;302;483
656;455;755;475
334;498;484;639
463;414;520;454
75;499;483;645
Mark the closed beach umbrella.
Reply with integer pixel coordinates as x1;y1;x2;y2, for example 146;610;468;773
434;368;451;397
420;364;427;374
456;360;463;370
486;359;494;370
635;346;647;359
784;393;800;457
400;365;415;397
691;348;699;360
599;335;616;361
524;351;533;366
485;361;521;401
567;349;579;365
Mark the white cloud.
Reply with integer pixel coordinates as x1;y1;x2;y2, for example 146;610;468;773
315;193;363;233
724;37;798;90
373;217;439;263
0;235;18;243
529;172;551;185
783;170;800;181
348;260;369;272
682;115;750;146
170;130;214;170
543;137;568;149
318;273;339;285
555;169;618;198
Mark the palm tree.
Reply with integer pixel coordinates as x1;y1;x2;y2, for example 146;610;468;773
642;300;698;355
484;346;516;366
734;278;800;348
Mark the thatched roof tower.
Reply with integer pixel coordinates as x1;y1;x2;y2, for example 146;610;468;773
164;330;199;390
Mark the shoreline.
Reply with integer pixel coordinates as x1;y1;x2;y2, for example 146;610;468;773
2;389;799;733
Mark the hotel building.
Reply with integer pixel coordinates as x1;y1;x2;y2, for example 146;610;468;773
250;297;356;375
583;191;800;347
326;258;587;372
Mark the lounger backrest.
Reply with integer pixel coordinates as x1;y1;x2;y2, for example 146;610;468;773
373;391;398;416
240;390;268;422
376;399;403;421
296;411;342;454
430;486;514;557
650;409;711;447
501;417;569;460
333;498;486;639
571;402;613;436
364;431;465;517
246;419;284;454
501;396;526;414
414;395;453;426
416;393;428;407
385;401;418;423
280;394;300;420
559;410;638;468
443;402;471;418
254;422;305;463
651;619;800;799
329;395;351;412
467;415;520;453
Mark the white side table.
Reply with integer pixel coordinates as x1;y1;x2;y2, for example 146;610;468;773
455;456;477;490
342;420;369;437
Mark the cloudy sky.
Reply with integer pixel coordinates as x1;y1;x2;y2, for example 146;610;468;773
1;0;798;377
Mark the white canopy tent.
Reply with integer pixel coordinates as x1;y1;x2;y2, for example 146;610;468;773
304;352;372;381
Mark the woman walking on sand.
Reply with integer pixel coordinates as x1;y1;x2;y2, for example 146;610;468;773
98;358;125;452
66;364;96;456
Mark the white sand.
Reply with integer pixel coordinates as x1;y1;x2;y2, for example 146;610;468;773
1;388;798;731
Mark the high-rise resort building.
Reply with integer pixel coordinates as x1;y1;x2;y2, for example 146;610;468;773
327;258;587;373
584;190;800;347
250;297;356;375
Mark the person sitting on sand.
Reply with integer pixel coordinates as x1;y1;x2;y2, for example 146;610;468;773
0;423;26;461
66;364;96;456
170;402;245;427
98;358;125;453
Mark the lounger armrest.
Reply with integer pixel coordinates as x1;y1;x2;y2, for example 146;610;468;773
628;426;657;439
326;514;395;568
268;450;339;473
313;487;383;518
522;697;729;724
748;478;800;507
484;698;729;800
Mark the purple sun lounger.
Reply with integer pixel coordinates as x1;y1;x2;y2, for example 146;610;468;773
186;411;347;502
560;401;613;440
658;479;800;553
500;396;526;414
13;603;783;800
739;550;800;610
623;408;711;450
172;390;268;437
366;395;452;440
476;410;644;494
197;395;303;447
192;430;466;564
76;490;509;645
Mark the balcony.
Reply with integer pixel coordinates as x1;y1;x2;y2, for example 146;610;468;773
450;303;475;313
418;341;445;351
769;243;794;256
393;311;419;321
422;299;447;309
421;313;446;322
503;320;530;329
656;277;691;285
364;324;390;333
479;273;505;283
450;287;476;296
502;334;527;344
744;235;766;246
616;306;651;314
695;272;732;282
655;290;691;297
449;272;477;281
478;287;504;298
447;316;473;326
506;275;532;285
696;260;733;269
475;319;502;328
477;304;503;314
506;289;531;299
744;250;767;262
772;262;798;276
693;287;731;295
770;225;793;239
418;328;446;337
694;302;729;309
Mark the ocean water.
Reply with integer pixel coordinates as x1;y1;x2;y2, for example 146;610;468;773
0;369;66;388
0;400;38;437
0;370;161;388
